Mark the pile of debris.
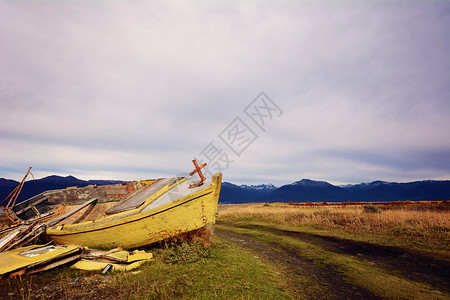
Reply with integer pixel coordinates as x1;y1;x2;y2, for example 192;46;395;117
0;222;47;252
0;244;84;277
0;208;153;278
72;247;153;273
0;168;153;278
0;244;153;277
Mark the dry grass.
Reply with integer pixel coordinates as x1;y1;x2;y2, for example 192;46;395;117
219;203;450;247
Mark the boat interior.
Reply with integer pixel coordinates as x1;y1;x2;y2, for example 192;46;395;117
50;177;211;226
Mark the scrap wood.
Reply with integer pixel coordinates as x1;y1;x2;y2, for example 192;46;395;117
48;198;98;227
26;252;82;275
0;223;37;252
0;221;49;252
0;212;57;253
4;223;47;251
71;259;145;272
0;221;25;235
0;226;28;251
71;250;153;272
81;247;128;263
0;244;84;277
27;209;59;223
1;167;32;222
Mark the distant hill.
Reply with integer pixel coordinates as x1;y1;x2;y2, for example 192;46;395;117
342;180;450;202
1;175;449;206
0;175;123;205
219;179;450;203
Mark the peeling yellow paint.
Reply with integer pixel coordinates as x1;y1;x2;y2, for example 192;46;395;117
0;244;82;276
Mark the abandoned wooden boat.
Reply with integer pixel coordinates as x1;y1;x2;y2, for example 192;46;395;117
44;173;222;249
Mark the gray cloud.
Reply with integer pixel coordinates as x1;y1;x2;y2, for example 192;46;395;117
0;1;449;184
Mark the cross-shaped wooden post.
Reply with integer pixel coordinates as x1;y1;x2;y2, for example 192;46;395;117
189;159;207;188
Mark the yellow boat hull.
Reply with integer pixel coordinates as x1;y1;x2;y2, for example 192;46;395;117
45;174;222;249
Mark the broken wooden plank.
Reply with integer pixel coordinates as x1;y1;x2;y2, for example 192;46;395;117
48;198;98;227
0;223;36;252
5;224;47;251
0;244;84;277
81;247;128;263
27;253;82;275
0;226;27;251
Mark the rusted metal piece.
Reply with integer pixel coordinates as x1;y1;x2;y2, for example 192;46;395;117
189;159;207;188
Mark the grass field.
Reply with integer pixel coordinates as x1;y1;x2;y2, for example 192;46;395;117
218;202;449;250
216;201;449;299
1;201;448;299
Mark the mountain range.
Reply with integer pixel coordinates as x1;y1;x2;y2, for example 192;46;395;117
0;176;449;206
219;179;450;203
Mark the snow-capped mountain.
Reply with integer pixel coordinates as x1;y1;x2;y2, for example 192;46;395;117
240;183;277;191
219;182;277;204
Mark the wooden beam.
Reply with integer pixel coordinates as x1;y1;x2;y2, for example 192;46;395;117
48;198;98;227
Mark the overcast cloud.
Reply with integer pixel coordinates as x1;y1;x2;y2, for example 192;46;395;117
1;1;449;185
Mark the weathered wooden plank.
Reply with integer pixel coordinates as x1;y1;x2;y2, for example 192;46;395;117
48;198;98;227
0;223;37;252
27;252;83;275
4;224;46;251
0;227;26;251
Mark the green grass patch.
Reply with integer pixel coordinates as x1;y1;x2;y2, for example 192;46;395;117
0;238;290;300
111;238;290;299
220;217;450;257
217;222;449;299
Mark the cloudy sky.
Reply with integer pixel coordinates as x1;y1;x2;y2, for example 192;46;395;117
1;1;449;186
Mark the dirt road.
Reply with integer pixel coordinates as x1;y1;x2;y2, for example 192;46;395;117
215;222;449;299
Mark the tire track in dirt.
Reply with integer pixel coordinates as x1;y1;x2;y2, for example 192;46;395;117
216;225;378;299
218;222;450;295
